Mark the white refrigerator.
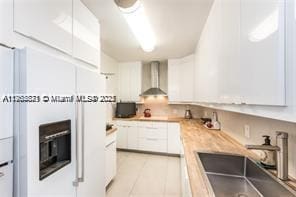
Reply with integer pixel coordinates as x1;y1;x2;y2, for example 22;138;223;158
14;47;106;197
0;45;14;197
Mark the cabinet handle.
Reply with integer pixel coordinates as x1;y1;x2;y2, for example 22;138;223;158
106;141;116;148
73;102;80;187
45;130;70;140
0;172;4;178
79;102;85;183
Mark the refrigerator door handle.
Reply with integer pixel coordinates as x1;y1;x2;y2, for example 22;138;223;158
78;102;85;183
73;101;80;187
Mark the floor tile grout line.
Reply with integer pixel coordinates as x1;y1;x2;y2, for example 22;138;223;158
116;151;129;172
163;156;169;197
128;154;150;197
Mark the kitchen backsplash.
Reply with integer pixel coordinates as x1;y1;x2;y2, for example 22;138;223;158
136;97;203;117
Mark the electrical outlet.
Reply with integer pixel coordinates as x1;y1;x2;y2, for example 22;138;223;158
173;109;178;114
244;125;250;138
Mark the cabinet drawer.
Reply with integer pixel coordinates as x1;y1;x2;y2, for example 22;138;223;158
115;120;137;127
0;164;13;197
138;121;153;128
106;131;116;146
153;122;167;129
138;138;167;153
138;121;168;129
139;127;167;139
0;138;12;164
115;120;127;126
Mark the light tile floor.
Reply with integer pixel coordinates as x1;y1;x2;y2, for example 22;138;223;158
106;151;181;197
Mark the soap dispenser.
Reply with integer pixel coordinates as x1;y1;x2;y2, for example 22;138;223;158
260;135;276;168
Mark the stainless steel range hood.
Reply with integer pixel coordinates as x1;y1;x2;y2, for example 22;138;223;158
140;61;167;97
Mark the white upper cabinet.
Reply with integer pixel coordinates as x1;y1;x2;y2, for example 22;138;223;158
14;0;73;54
13;0;100;67
117;62;142;102
168;54;195;102
195;0;222;103
195;0;286;106
240;0;286;105
73;0;100;67
219;0;241;104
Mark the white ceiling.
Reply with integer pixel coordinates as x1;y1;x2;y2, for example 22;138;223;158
82;0;214;62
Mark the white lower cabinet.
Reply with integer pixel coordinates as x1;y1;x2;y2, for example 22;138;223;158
168;123;181;154
0;164;13;197
127;125;138;149
180;143;192;197
115;120;181;154
105;132;117;187
116;121;138;149
138;138;167;153
139;127;167;139
116;125;128;149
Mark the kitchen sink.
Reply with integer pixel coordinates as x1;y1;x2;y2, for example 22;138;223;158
196;152;296;197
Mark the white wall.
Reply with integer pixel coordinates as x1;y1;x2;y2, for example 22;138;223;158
101;52;118;95
101;52;118;123
194;0;296;123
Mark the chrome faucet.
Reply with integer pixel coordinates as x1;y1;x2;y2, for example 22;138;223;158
245;131;289;180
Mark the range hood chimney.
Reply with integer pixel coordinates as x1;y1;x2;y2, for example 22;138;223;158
140;61;167;97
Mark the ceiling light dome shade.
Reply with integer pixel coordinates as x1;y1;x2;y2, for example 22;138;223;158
114;0;139;10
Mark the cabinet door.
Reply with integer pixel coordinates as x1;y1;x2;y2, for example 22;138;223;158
180;56;195;102
73;0;100;67
168;55;195;102
0;47;13;140
117;62;142;102
219;0;241;104
116;126;128;149
129;63;142;102
167;123;181;154
0;164;13;197
240;0;286;105
14;0;72;54
127;126;138;150
168;59;181;102
138;138;167;153
105;141;116;187
194;0;222;103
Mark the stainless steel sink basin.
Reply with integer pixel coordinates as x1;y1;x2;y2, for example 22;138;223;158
196;152;296;197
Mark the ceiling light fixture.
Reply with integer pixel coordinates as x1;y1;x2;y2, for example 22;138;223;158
115;0;156;52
